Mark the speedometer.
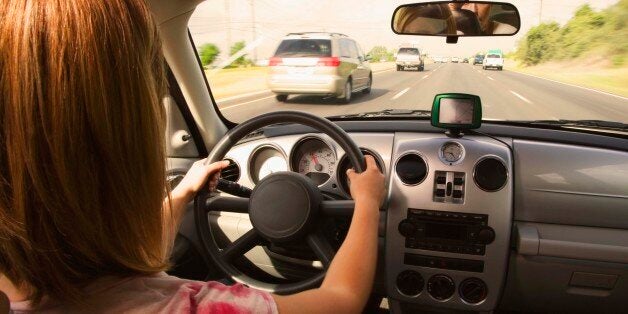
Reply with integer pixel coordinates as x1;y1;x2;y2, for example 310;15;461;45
291;137;336;185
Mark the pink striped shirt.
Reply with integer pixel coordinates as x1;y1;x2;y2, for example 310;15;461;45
10;272;278;314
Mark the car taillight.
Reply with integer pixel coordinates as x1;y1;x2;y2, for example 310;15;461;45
317;57;340;67
269;57;283;66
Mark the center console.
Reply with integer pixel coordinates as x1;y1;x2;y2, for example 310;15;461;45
385;133;513;312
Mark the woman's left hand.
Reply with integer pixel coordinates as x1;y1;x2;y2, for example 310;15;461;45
173;159;230;202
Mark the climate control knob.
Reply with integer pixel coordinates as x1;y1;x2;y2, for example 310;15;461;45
396;270;424;296
476;227;495;245
427;274;455;301
459;278;488;304
398;219;416;237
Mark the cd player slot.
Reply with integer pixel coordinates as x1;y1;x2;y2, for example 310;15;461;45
404;253;485;273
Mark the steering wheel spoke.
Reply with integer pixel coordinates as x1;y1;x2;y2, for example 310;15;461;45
205;196;249;213
320;200;355;216
220;229;263;261
306;231;336;268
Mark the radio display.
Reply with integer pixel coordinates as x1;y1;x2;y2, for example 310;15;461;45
425;222;466;241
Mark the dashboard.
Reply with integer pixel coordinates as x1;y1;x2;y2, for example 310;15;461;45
167;120;628;313
220;130;512;311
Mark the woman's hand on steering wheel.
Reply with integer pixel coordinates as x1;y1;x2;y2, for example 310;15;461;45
173;159;230;203
346;155;386;209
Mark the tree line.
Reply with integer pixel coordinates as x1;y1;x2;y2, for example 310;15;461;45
514;1;627;66
198;41;253;68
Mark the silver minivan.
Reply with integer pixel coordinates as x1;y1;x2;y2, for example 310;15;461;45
267;32;372;103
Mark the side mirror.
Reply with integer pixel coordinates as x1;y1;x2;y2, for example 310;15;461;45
392;1;520;36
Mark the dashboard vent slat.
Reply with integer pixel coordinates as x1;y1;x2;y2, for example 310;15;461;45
220;159;240;182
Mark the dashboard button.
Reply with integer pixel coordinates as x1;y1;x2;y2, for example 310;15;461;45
473;246;485;255
476;227;496;245
398;219;417;237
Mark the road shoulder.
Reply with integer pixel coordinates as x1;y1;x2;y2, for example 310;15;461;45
505;60;628;99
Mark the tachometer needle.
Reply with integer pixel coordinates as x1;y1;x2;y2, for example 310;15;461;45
310;153;323;172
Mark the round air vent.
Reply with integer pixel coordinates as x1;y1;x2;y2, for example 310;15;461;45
474;157;507;192
395;153;428;185
337;148;383;196
220;159;240;182
166;171;186;189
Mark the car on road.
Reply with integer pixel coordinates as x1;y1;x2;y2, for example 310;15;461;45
267;32;372;103
462;58;469;63
483;49;504;70
395;47;424;71
473;54;484;65
451;56;460;63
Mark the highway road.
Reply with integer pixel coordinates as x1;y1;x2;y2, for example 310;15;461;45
216;63;628;124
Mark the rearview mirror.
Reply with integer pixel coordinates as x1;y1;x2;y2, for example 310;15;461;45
392;1;520;36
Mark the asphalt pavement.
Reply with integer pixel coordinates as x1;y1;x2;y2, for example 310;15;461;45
216;63;628;123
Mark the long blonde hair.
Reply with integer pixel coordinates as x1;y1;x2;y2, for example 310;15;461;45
0;0;169;306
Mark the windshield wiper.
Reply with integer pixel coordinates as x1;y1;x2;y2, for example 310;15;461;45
328;109;431;120
510;119;628;131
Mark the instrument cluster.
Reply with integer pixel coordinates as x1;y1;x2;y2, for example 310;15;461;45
244;135;384;198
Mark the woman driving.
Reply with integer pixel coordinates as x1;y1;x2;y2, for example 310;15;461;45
0;0;385;313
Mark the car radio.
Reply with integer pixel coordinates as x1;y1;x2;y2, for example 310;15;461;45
398;209;495;255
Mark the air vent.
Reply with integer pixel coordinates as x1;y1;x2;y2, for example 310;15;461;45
166;171;186;190
395;153;428;185
474;157;507;192
220;159;240;182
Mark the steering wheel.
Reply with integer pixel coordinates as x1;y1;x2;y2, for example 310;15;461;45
194;111;365;294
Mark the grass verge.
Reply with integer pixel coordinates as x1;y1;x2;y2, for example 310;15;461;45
507;59;628;97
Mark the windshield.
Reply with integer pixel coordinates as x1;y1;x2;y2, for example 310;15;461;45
398;48;420;55
274;39;332;58
189;0;628;125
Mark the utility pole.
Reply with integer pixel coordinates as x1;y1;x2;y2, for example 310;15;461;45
538;0;543;24
250;0;257;62
225;0;231;49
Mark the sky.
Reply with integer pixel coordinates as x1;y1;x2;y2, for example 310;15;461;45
188;0;619;62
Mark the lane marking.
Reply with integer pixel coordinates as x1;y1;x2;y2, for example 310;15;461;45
391;87;410;100
487;76;495;81
221;95;276;110
215;89;271;102
510;71;628;100
373;68;395;75
510;90;532;104
422;75;428;79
